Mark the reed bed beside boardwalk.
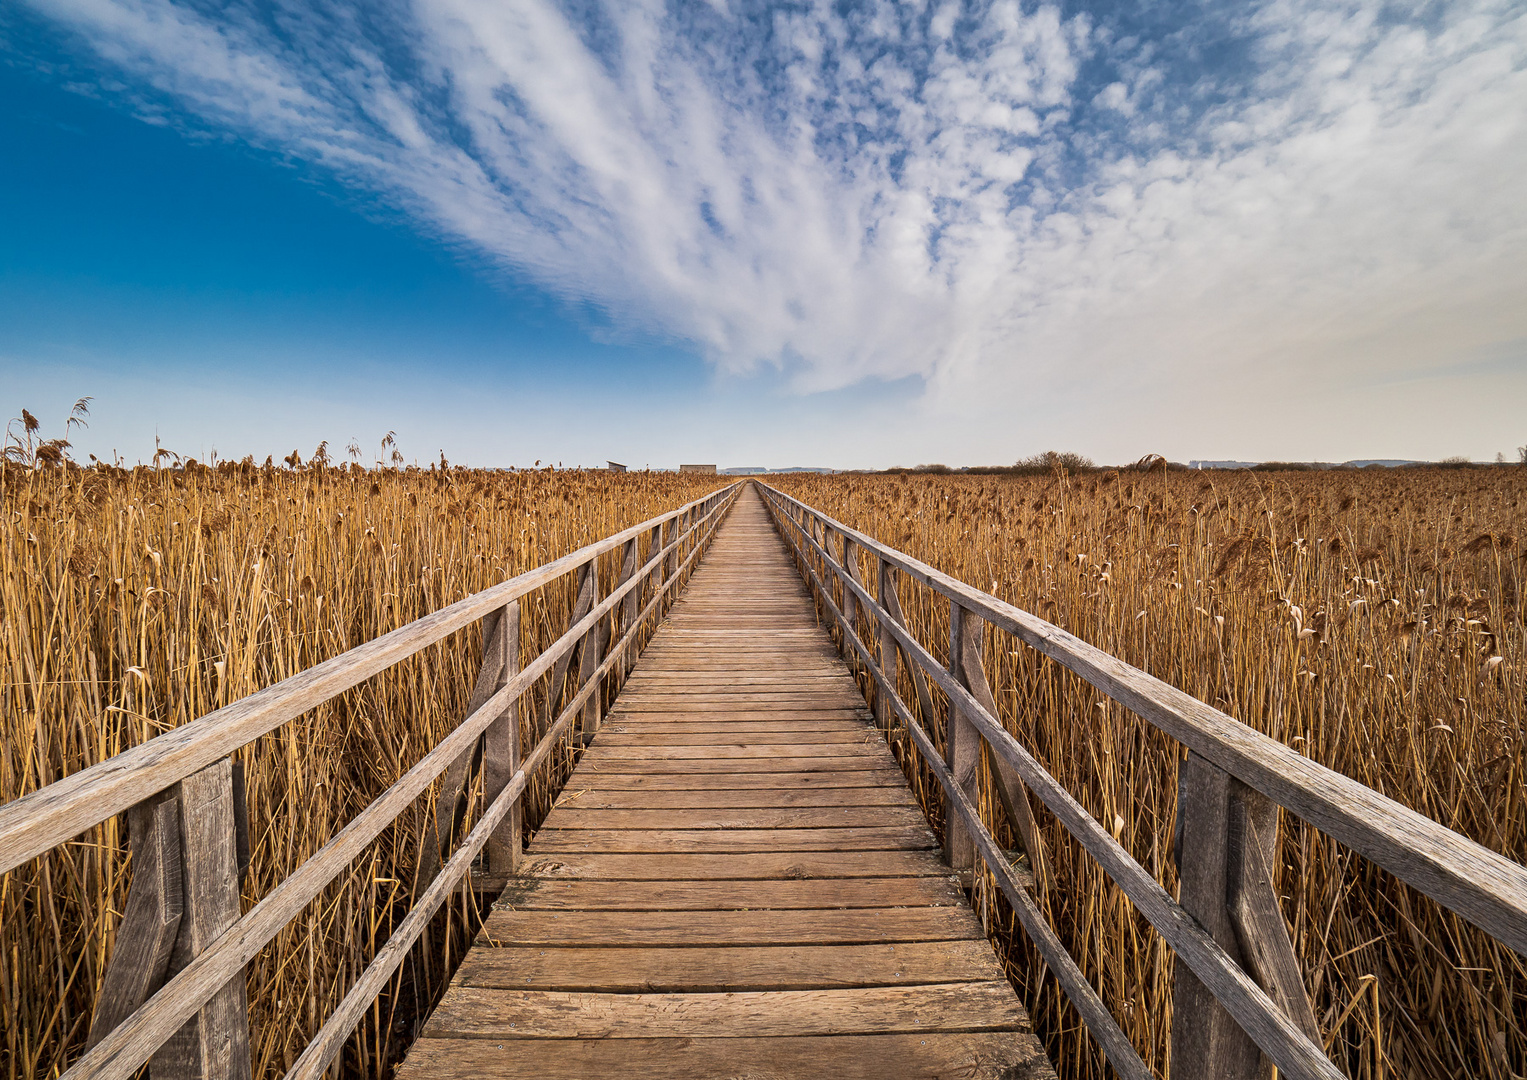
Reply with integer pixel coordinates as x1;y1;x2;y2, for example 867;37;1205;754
0;461;725;1079
772;467;1526;1080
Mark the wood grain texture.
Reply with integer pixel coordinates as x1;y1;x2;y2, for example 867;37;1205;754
152;758;251;1080
87;793;183;1050
454;941;998;991
421;982;1022;1039
405;484;1048;1080
399;1033;1054;1080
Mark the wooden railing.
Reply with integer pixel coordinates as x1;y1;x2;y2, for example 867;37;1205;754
0;482;740;1080
758;481;1527;1080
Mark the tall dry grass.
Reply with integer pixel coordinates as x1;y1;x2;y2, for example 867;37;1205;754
0;458;724;1079
772;466;1526;1080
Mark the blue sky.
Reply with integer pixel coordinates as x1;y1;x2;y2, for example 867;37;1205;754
3;0;1525;469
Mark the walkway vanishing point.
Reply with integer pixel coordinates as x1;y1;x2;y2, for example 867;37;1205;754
399;486;1056;1079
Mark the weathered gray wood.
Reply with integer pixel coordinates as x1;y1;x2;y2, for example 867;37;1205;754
453;940;998;992
544;560;596;736
878;561;936;731
761;483;1527;961
954;612;1049;894
152;758;251;1080
284;492;741;1080
1172;752;1262;1080
763;486;1340;1080
0;484;739;875
615;538;640;680
576;623;610;740
88;794;184;1050
754;492;1153;1080
60;493;744;1080
483;601;522;876
944;602;980;875
420;604;510;885
1227;780;1323;1053
875;559;897;732
398;1032;1051;1080
421;981;1022;1039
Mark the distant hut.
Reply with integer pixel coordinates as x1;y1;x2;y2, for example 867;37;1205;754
607;461;627;472
679;464;717;474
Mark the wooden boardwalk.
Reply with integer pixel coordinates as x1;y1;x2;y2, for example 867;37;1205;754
399;486;1054;1079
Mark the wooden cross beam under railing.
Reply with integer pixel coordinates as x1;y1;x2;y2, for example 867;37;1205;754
757;480;1527;1080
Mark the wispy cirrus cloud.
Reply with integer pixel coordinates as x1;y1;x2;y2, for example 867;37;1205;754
19;0;1527;422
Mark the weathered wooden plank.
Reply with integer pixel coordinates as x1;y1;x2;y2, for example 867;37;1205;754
568;770;909;790
529;825;936;854
151;758;252;1080
551;787;918;810
494;875;962;911
539;807;927;832
577;743;887;761
482;601;522;875
87;794;183;1049
478;906;985;946
453;941;999;992
595;725;877;742
603;709;871;723
573;756;894;774
421;982;1022;1039
397;1033;1054;1080
515;849;954;881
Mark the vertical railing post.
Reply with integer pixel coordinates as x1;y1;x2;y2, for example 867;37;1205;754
614;538;640;683
424;601;521;882
576;561;607;742
152;757;252;1080
875;558;897;733
483;600;522;876
541;559;597;735
87;793;183;1051
1172;752;1321;1079
951;611;1049;894
944;601;980;879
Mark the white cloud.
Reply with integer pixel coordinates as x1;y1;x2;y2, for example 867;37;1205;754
20;0;1527;460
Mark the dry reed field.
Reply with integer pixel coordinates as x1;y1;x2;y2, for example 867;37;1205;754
771;466;1525;1080
0;455;725;1079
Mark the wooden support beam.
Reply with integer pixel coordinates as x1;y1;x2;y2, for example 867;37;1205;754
421;604;513;885
1228;780;1324;1058
1173;751;1317;1080
151;758;251;1080
615;538;640;681
943;602;981;875
88;793;184;1050
577;622;610;741
953;613;1049;895
542;561;597;736
482;601;522;877
875;559;898;733
877;564;935;731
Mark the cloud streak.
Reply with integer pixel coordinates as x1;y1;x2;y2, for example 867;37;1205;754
21;0;1527;416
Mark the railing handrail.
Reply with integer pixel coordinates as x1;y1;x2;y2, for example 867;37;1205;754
40;481;741;1080
759;482;1527;955
0;483;738;874
758;480;1527;1080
